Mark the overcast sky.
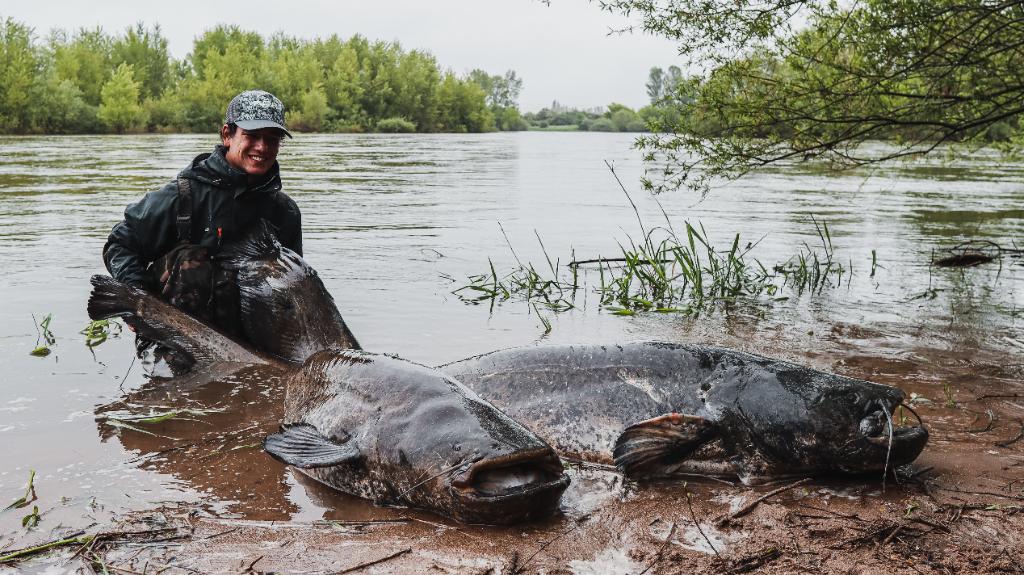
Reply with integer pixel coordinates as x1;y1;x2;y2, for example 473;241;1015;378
3;1;682;112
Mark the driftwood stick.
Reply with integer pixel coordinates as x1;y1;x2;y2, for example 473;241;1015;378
335;548;412;574
996;420;1024;447
719;478;811;524
637;522;677;575
686;492;720;559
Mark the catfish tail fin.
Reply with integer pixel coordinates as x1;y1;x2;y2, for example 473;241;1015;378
613;413;718;478
88;274;146;321
218;219;281;269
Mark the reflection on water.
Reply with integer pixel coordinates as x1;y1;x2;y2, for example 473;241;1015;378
0;133;1021;542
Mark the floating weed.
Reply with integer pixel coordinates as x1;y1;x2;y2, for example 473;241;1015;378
4;470;37;511
21;506;39;529
80;319;121;348
96;407;224;439
29;314;55;357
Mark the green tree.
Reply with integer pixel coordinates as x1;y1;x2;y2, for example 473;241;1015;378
98;62;145;132
50;27;112;106
646;67;664;104
30;72;96;133
0;17;37;132
601;0;1024;194
111;23;171;100
323;41;365;127
436;72;494;132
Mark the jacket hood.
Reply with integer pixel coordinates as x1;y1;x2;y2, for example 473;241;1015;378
181;145;282;196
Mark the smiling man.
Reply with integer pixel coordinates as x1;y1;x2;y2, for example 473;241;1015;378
103;90;301;336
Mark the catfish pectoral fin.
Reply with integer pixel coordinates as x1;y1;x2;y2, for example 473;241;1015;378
264;423;361;468
613;413;718;477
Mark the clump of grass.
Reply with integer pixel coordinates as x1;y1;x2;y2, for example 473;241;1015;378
81;319;121;348
773;217;847;293
454;225;578;313
454;165;850;319
29;314;55;357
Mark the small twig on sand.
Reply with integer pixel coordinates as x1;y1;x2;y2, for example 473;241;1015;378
932;486;1024;500
517;516;589;571
977;393;1023;401
243;555;263;572
335;548;411;574
908;516;950;533
728;547;782;574
996;420;1024;447
879;524;903;548
637;522;676;575
718;478;811;525
967;409;997;433
686;492;720;559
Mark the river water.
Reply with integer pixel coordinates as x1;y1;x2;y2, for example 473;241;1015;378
0;133;1021;547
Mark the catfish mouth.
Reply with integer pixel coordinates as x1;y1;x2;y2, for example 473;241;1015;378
858;400;929;467
452;448;569;502
446;448;569;524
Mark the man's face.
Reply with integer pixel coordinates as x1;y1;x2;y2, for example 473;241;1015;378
220;125;284;176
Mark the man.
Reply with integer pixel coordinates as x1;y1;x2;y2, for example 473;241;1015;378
103;90;301;336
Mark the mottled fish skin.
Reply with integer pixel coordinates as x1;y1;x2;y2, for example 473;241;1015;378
440;342;928;484
219;221;361;363
283;349;569;524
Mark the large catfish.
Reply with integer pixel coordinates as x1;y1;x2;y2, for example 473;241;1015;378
87;276;569;524
440;342;929;485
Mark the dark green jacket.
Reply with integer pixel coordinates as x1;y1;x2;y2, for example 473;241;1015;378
104;145;302;288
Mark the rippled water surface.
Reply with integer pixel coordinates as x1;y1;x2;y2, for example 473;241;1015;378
0;133;1021;542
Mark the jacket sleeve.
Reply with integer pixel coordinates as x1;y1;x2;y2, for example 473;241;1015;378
102;183;180;288
277;194;303;257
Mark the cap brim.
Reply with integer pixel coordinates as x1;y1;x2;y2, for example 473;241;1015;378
234;120;293;138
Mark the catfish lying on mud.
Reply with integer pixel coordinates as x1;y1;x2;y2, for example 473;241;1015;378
87;275;569;524
440;342;929;485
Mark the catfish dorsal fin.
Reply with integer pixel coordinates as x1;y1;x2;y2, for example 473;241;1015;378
264;423;361;468
219;219;281;268
613;413;718;478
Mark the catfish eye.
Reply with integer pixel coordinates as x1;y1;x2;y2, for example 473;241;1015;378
859;411;885;437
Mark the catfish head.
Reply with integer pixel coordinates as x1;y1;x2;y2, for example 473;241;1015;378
614;362;928;484
712;363;928;483
265;350;569;524
218;221;360;362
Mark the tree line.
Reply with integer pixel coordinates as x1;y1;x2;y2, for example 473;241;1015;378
0;18;526;134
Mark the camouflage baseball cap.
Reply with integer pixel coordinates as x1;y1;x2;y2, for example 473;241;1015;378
225;90;292;138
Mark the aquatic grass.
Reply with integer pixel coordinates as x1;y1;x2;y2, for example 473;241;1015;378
29;313;55;356
4;470;37;511
454;165;851;320
80;319;121;348
455;215;848;318
773;217;847;293
21;506;39;529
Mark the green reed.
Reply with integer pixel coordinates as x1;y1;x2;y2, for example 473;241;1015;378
772;217;847;293
455;216;849;316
